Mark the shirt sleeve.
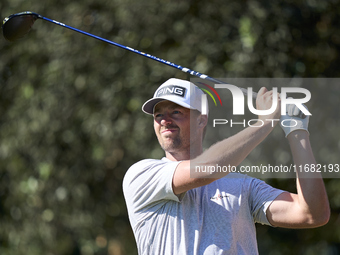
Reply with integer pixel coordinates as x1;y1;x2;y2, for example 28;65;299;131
123;159;181;213
248;177;285;226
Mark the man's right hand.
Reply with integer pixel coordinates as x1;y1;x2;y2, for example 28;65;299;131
256;87;281;123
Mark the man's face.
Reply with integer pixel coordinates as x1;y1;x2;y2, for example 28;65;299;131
153;101;196;154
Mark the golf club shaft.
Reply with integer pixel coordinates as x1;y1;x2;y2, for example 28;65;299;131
32;14;257;98
3;12;257;98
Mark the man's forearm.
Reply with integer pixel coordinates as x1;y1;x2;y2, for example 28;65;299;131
173;120;278;195
288;131;330;225
191;121;275;179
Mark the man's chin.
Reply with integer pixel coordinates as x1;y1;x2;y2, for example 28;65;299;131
161;142;182;152
161;145;177;152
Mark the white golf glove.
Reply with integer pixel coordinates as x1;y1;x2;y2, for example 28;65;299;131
280;103;310;137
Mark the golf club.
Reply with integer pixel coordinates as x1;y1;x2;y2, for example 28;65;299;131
2;11;257;98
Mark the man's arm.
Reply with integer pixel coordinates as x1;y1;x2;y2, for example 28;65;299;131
173;121;275;194
172;87;279;195
266;130;330;228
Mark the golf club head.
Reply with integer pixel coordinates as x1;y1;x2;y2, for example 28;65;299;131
2;11;39;41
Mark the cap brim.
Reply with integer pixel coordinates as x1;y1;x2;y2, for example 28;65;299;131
142;97;196;115
142;98;167;115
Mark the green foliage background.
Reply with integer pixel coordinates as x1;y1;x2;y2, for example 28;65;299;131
0;0;340;254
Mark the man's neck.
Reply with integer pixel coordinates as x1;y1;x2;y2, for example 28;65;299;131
165;146;203;162
165;151;189;161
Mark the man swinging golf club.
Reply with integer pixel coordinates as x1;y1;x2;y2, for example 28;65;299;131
123;78;330;254
1;11;330;254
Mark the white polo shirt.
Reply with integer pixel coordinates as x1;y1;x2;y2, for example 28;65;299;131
123;158;284;255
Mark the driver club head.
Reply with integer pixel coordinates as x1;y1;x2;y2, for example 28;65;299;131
2;11;39;41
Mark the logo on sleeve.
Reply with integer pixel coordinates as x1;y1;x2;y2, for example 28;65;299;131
156;85;186;98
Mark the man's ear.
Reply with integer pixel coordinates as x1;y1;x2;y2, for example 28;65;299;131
198;114;208;128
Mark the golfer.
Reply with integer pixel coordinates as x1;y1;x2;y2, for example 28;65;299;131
123;78;330;254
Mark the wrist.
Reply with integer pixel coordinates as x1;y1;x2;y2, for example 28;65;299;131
249;119;276;135
257;118;280;128
287;129;310;141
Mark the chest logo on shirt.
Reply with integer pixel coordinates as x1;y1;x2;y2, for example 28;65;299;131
210;193;229;200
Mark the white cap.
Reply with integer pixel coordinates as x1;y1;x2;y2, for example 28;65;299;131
142;78;208;115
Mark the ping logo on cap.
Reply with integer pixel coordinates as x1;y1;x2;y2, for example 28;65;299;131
156;85;186;98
